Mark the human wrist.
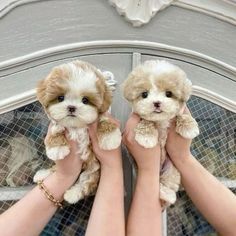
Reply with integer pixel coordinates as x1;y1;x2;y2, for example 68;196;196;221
54;171;79;188
136;168;160;193
137;166;160;177
41;172;76;203
135;157;160;174
171;152;193;168
100;159;123;173
100;157;123;179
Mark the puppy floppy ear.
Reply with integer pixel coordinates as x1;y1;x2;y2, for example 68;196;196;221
181;78;192;102
122;74;136;102
99;84;112;113
36;78;48;108
95;76;112;113
177;77;192;115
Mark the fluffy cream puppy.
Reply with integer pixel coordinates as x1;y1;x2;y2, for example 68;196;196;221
34;60;121;204
123;60;199;208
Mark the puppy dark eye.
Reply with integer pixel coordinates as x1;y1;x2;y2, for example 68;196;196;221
141;91;148;99
166;91;172;98
82;97;89;104
58;95;64;102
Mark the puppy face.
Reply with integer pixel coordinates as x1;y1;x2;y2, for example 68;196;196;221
123;60;192;122
37;61;112;128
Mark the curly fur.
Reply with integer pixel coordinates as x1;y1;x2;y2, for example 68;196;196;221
34;60;121;204
123;60;199;209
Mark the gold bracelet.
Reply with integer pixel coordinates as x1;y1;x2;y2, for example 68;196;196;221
37;180;63;209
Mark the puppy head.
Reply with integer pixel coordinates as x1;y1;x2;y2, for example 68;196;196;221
37;60;112;128
123;60;192;121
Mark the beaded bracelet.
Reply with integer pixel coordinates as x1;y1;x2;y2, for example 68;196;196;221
37;180;63;209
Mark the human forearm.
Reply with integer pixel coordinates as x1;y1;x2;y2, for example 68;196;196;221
0;172;76;236
127;169;162;236
123;113;162;236
86;164;125;236
175;155;236;235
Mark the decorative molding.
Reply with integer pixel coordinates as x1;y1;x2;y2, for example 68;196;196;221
132;52;142;69
109;0;175;27
192;86;236;113
0;186;33;201
0;40;235;79
109;0;236;26
0;0;236;26
0;0;43;18
174;0;236;25
0;89;37;114
0;41;235;114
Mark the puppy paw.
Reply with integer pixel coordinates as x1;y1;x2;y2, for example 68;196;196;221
98;128;121;150
134;119;158;148
135;133;158;148
176;114;199;139
33;169;52;183
64;187;83;204
46;146;70;161
160;184;177;206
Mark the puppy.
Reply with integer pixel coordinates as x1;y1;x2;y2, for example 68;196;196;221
33;60;121;204
123;60;199;208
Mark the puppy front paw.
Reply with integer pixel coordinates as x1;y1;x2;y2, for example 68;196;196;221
135;133;158;148
64;186;83;204
176;114;199;139
98;128;121;150
46;145;70;160
134;120;158;148
160;184;177;206
33;169;52;183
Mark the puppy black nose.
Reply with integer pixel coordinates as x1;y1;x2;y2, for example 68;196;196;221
68;106;76;113
154;102;161;108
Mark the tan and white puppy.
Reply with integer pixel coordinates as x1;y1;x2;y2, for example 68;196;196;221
33;60;121;204
123;60;199;208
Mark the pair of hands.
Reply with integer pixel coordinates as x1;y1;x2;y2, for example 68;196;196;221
122;111;192;173
52;110;192;183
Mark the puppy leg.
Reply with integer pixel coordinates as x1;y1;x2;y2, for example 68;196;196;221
64;157;100;204
176;113;199;139
135;120;158;148
33;168;54;183
97;116;121;150
160;161;181;208
160;184;177;209
45;126;70;160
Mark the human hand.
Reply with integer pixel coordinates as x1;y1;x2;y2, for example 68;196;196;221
45;124;83;184
88;113;122;170
122;113;161;173
166;107;193;164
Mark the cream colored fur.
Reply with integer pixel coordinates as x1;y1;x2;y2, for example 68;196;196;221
123;60;199;209
34;60;121;204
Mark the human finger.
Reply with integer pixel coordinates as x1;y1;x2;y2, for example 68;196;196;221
123;113;140;134
88;120;98;145
44;123;54;144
